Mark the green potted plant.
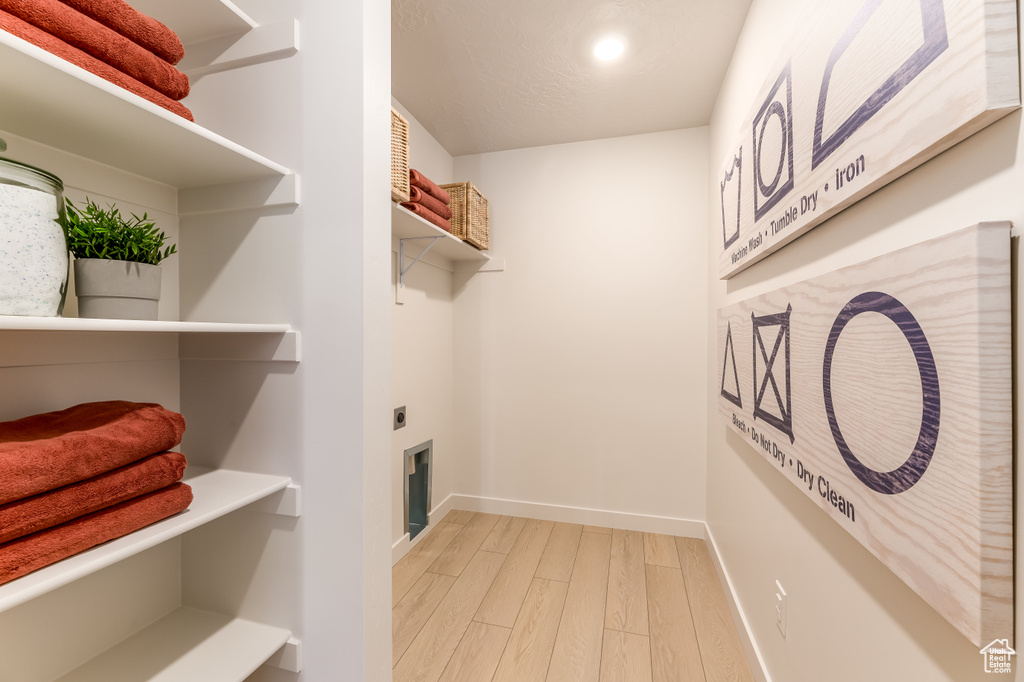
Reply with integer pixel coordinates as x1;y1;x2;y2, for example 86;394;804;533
63;198;177;320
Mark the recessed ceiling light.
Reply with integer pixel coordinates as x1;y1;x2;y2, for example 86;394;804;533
593;36;625;61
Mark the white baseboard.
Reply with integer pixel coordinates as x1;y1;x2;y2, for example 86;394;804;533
391;493;456;566
448;494;706;538
703;526;772;682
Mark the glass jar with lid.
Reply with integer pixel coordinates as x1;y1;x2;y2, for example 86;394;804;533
0;137;68;316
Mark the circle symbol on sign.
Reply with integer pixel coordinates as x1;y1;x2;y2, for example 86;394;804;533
822;292;940;495
756;101;787;198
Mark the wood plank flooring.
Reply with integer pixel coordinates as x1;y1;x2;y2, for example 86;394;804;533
476;519;555;628
393;511;755;682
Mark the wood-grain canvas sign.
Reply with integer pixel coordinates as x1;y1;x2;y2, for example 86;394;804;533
717;224;1011;646
716;0;1019;279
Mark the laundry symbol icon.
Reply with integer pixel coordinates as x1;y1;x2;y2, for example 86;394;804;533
811;0;948;169
720;321;742;408
752;304;794;443
752;62;795;222
823;291;940;494
720;149;742;250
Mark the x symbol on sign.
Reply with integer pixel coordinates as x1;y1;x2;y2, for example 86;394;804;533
756;322;786;415
752;304;794;443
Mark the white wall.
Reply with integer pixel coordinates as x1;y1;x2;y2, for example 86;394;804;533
451;128;709;532
390;100;457;553
707;1;1024;680
297;0;392;678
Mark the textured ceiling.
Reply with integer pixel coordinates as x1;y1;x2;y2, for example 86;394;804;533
393;0;753;156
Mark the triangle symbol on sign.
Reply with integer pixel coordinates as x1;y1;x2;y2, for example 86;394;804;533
721;321;742;408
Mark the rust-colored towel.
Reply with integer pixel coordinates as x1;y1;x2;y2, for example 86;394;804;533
0;0;189;100
400;201;452;233
58;0;184;65
0;451;187;544
0;482;193;586
409;186;452;220
0;10;193;120
0;401;186;505
410;169;452;205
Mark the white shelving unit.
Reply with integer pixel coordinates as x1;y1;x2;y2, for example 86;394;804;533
0;469;293;615
0;0;308;678
0;320;302;363
393;202;498;306
0;317;290;334
56;607;290;682
392;202;491;264
0;29;289;188
393;202;502;303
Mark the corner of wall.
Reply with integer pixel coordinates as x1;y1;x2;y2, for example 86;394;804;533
389;102;457;549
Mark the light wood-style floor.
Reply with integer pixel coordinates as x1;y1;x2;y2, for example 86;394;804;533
392;511;756;682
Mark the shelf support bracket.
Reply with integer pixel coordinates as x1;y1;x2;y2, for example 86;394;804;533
267;637;303;672
397;236;442;304
180;19;300;79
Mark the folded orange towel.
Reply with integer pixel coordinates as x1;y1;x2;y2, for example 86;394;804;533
409;186;452;220
0;482;193;586
0;0;189;100
58;0;184;65
0;10;193;120
0;451;187;544
400;201;452;233
410;169;452;205
0;401;186;505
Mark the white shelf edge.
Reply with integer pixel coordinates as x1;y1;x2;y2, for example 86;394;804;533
0;329;301;366
0;32;291;175
128;0;258;46
56;606;291;682
392;203;491;263
0;32;291;188
0;469;292;614
0;316;292;334
216;0;261;32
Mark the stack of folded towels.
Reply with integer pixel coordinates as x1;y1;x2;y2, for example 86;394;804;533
401;169;453;232
0;0;192;120
0;400;192;586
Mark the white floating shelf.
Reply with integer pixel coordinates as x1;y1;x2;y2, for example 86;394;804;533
0;469;294;614
0;32;290;188
56;606;291;682
0;316;290;334
392;203;491;263
0;324;300;364
129;0;258;45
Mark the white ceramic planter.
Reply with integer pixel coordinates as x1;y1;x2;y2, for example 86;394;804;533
74;259;162;320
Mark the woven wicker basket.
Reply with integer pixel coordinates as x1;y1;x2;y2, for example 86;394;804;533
390;108;410;203
439;181;488;250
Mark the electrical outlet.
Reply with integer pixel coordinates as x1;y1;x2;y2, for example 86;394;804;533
775;580;787;637
394;406;407;430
